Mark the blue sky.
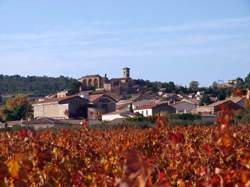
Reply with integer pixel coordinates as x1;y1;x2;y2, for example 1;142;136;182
0;0;250;86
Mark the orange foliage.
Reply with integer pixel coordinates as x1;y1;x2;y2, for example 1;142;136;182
5;96;29;111
0;123;249;186
6;156;20;179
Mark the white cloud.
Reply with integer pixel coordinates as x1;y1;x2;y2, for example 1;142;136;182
0;17;249;60
143;17;250;32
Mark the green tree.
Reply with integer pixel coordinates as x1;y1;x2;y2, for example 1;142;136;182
217;90;226;100
245;73;250;88
199;94;212;106
0;96;32;122
236;77;244;89
68;81;81;95
0;75;78;96
212;81;218;89
162;81;176;92
189;81;199;92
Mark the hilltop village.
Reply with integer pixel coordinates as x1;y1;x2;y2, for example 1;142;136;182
30;68;249;124
0;68;250;127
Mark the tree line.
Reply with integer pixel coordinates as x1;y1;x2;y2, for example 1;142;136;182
0;75;79;96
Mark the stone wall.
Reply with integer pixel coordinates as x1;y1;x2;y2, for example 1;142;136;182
33;103;69;119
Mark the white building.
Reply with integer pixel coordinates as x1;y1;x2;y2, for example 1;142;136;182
171;100;198;114
133;103;176;117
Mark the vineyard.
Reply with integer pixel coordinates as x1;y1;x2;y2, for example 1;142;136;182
0;120;250;186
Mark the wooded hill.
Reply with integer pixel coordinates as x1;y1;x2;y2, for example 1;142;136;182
0;75;78;96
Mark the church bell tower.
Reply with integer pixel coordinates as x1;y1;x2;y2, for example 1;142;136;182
123;67;130;79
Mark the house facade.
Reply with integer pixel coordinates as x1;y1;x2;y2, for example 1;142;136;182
88;94;117;120
228;97;247;108
33;96;89;119
171;100;197;113
193;100;243;115
134;103;176;117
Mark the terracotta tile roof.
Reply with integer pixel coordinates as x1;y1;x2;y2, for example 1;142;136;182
89;94;105;102
23;118;63;125
135;103;158;110
227;96;246;103
79;74;102;79
208;99;232;107
89;93;117;103
33;95;84;105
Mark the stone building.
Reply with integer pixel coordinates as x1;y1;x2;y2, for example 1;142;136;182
171;100;198;113
79;75;105;91
192;100;243;115
79;67;132;95
133;102;176;117
33;96;89;119
87;94;117;120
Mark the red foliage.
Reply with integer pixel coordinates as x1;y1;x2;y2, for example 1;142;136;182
0;123;249;186
168;132;185;145
217;103;235;127
19;128;28;139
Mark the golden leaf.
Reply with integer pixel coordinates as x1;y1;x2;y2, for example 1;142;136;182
7;157;20;179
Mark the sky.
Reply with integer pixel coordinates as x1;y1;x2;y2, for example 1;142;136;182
0;0;250;86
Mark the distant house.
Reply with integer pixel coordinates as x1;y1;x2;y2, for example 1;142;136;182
227;97;247;108
162;93;180;104
88;94;117;120
193;100;243;115
33;96;89;119
56;90;69;98
132;99;154;110
116;99;134;111
171;100;197;113
133;93;160;102
134;103;176;117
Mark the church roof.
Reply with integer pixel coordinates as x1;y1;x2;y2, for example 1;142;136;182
79;74;103;79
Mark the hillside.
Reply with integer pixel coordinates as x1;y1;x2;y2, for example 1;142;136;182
0;75;78;96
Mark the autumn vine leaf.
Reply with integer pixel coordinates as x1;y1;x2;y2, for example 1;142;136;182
6;156;21;179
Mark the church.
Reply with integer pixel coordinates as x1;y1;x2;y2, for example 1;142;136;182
78;67;132;95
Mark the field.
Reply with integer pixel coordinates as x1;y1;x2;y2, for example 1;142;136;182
0;120;250;186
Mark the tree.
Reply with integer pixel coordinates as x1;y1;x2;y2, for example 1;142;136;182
0;75;78;96
162;81;176;92
235;77;244;89
217;90;226;100
0;96;32;121
189;81;199;92
245;73;250;88
68;81;81;95
200;94;212;106
212;81;218;89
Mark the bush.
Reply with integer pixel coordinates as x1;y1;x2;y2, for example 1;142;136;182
11;125;22;131
235;109;250;123
171;113;201;121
